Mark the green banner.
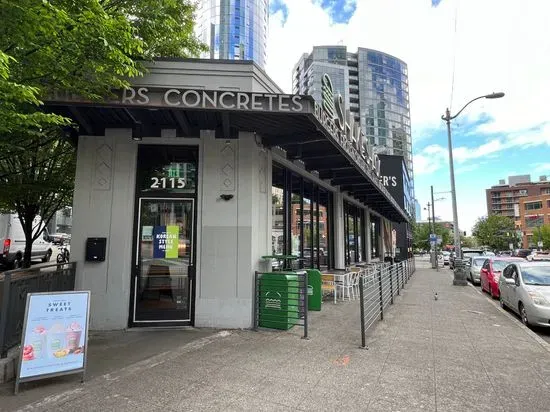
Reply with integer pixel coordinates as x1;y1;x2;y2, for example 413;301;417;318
165;225;179;259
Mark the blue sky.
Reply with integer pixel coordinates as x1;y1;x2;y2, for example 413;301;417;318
266;0;550;233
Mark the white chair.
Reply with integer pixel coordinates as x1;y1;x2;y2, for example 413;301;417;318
338;271;358;301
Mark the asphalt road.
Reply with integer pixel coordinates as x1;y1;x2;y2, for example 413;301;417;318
430;258;550;344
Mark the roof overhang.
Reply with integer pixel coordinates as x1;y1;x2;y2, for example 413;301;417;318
45;87;410;223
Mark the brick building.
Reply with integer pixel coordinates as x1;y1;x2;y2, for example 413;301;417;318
519;194;550;248
486;175;550;218
486;175;550;248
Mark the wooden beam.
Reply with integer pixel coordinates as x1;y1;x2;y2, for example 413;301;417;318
262;135;325;147
68;106;94;135
171;109;192;136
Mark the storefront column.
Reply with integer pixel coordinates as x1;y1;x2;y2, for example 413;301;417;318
364;208;371;263
71;128;137;330
380;217;388;260
333;191;345;269
195;130;270;328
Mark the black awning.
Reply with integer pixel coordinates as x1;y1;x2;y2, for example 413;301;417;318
47;103;409;223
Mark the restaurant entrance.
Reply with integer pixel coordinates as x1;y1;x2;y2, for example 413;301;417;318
129;145;198;326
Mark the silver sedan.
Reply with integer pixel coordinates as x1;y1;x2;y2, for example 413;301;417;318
468;257;487;285
499;261;550;327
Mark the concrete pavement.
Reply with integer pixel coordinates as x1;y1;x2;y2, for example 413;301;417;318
2;258;550;411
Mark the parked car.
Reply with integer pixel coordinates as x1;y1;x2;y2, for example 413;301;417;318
462;248;486;259
513;249;532;259
441;251;451;265
499;261;550;327
468;256;487;285
526;251;550;261
480;257;524;298
497;250;513;257
449;248;485;270
50;232;71;245
0;214;53;268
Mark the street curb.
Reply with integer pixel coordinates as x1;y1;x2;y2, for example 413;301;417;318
443;269;550;353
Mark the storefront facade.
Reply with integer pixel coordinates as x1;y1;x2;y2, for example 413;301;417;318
46;59;409;330
378;154;415;261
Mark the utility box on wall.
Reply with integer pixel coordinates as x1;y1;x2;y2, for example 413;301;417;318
85;237;107;262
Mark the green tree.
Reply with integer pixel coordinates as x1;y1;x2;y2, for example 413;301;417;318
461;236;479;248
0;133;75;267
472;215;518;251
0;0;206;267
413;222;451;252
533;225;550;249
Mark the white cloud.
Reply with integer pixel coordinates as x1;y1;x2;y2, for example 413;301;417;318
413;121;550;176
266;0;550;145
533;163;550;175
265;0;550;232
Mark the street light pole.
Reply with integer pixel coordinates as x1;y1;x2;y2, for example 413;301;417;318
431;185;438;270
441;92;505;259
443;110;461;259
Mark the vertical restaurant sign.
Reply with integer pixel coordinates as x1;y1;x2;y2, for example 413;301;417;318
153;225;179;259
18;292;90;380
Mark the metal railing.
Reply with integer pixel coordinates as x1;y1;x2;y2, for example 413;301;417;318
253;270;308;339
0;262;76;357
359;258;415;348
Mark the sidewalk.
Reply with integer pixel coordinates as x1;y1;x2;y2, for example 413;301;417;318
3;258;550;411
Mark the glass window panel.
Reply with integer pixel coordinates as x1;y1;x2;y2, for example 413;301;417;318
271;165;285;261
290;173;302;260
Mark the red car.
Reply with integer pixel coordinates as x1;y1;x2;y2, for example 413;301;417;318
480;257;524;298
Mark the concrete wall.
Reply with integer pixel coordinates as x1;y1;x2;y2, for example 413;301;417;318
133;60;282;94
195;131;270;328
72;127;388;330
69;59;393;330
71;129;137;330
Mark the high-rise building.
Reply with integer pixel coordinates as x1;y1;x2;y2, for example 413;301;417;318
415;200;421;222
292;46;412;177
195;0;269;69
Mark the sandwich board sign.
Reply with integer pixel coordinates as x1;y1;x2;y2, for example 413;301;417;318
15;291;91;394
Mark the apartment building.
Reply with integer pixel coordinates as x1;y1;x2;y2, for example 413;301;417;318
486;175;550;218
519;194;550;248
292;46;413;178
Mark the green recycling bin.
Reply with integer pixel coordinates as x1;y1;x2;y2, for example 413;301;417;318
259;272;299;330
306;269;322;311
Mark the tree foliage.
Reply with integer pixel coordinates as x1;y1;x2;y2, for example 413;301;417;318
413;222;451;252
0;0;206;267
461;236;479;248
472;215;518;251
533;225;550;249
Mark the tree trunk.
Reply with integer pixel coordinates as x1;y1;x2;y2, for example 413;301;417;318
24;233;33;268
20;210;36;269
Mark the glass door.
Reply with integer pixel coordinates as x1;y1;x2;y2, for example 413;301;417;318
133;198;194;323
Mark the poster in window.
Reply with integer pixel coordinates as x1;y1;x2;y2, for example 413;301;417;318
153;225;179;259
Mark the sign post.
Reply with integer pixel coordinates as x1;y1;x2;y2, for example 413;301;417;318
429;234;437;269
15;291;91;394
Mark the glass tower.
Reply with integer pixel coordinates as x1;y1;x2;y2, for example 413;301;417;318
293;46;413;179
195;0;269;69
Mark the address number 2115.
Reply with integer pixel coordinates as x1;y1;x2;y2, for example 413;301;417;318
150;177;186;189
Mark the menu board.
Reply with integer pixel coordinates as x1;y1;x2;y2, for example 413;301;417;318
16;291;90;392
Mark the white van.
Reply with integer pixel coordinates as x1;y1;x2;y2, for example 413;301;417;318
0;214;53;268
